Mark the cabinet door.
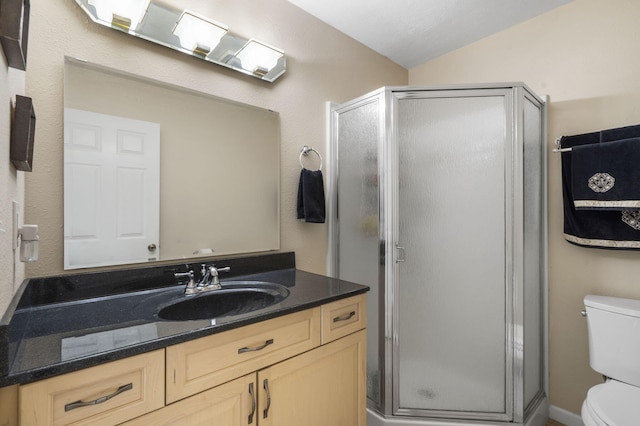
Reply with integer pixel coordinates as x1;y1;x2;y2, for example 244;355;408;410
258;330;366;426
122;374;258;426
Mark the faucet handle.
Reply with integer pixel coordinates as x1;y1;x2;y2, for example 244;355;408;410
206;265;230;289
210;266;231;279
174;270;194;281
175;270;199;295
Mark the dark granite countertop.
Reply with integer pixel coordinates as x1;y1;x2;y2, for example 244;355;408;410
0;252;368;387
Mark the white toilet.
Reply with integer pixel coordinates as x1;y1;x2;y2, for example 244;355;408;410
582;295;640;426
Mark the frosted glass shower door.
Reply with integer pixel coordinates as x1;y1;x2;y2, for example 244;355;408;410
334;95;384;407
394;91;511;419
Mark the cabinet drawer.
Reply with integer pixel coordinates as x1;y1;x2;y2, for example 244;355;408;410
166;307;320;403
19;349;164;426
321;294;367;344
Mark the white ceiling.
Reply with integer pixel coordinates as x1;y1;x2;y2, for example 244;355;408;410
287;0;572;69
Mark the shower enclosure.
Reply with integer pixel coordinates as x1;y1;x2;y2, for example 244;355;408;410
328;84;548;425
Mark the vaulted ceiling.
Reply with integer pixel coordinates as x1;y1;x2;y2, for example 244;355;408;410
287;0;573;68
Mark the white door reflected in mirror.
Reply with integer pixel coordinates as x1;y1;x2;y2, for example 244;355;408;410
64;108;160;269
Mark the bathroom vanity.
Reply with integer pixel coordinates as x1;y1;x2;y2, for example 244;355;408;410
0;252;368;425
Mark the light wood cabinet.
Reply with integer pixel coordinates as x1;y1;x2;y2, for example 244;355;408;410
19;350;164;426
259;329;366;426
122;373;256;426
0;384;18;426
321;293;367;344
129;329;366;426
165;307;321;404
8;295;366;425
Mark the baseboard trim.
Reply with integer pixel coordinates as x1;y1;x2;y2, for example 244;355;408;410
549;405;584;426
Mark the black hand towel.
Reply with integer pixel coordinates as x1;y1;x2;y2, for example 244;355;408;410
571;137;640;210
297;168;326;223
561;124;640;249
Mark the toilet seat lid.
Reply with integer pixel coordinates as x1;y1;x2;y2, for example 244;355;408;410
586;380;640;425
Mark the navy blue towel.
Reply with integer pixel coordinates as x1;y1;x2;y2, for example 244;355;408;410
571;138;640;210
561;124;640;249
297;169;325;223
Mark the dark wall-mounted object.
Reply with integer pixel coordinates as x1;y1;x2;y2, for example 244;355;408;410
0;0;30;70
11;95;35;171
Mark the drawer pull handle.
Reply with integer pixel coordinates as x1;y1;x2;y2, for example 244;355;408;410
333;311;356;323
64;383;133;412
263;379;271;419
248;382;256;424
238;338;274;354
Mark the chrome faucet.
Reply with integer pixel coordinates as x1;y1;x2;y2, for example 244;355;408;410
173;264;231;296
174;270;199;295
197;264;231;291
175;265;231;295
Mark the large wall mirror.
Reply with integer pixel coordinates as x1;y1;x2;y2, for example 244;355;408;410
64;57;280;270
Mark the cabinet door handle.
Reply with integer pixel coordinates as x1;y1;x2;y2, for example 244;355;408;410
238;338;274;354
263;379;271;419
333;311;356;322
64;383;133;412
248;382;256;424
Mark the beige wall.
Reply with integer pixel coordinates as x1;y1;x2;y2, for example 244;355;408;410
410;0;640;415
22;0;406;280
0;60;26;315
14;0;628;417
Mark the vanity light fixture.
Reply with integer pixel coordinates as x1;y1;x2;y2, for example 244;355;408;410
74;0;286;82
87;0;150;31
235;39;284;76
172;11;228;57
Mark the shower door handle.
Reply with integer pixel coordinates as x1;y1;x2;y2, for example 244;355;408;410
396;245;406;263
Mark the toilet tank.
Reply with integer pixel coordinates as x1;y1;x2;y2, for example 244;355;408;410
584;295;640;386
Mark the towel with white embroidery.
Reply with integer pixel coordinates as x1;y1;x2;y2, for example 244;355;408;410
571;138;640;210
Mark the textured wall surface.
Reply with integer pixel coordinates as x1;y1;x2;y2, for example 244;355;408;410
0;60;26;315
22;0;407;281
410;0;640;416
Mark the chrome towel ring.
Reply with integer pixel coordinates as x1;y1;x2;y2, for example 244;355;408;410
299;145;322;170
